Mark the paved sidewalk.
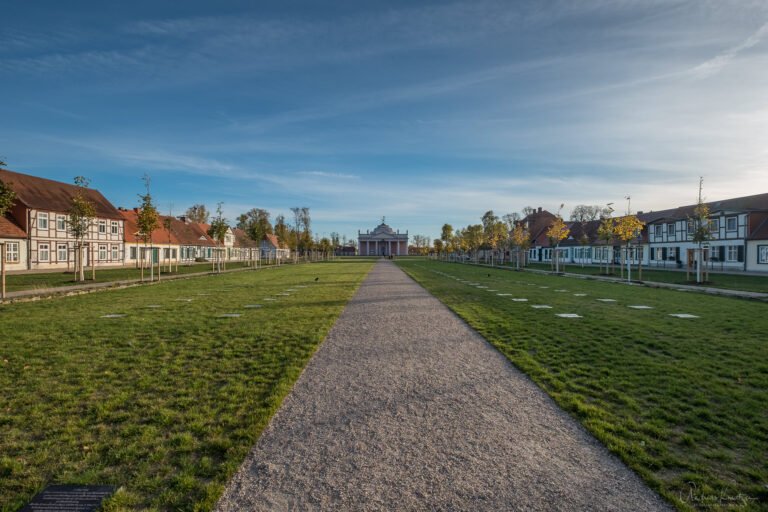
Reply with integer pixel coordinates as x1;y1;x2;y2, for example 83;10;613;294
216;261;671;511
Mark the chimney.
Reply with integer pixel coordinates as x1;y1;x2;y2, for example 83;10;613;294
538;207;542;213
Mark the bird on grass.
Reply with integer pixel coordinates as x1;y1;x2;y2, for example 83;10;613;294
487;273;491;277
314;277;319;282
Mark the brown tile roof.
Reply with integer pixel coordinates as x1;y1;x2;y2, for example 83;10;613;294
0;169;122;220
748;212;768;241
0;214;26;239
521;209;558;247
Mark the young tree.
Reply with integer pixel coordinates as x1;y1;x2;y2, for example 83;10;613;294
464;224;484;262
597;217;615;274
433;238;444;256
136;175;160;282
440;223;454;260
522;206;536;217
274;214;290;253
613;215;645;281
68;176;96;282
0;167;16;297
185;204;209;223
163;217;174;272
690;177;712;284
207;202;229;273
510;223;530;270
546;215;570;273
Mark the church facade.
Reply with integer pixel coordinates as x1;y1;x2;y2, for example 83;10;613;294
358;219;408;256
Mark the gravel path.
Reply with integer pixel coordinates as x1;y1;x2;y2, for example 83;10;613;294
216;261;672;511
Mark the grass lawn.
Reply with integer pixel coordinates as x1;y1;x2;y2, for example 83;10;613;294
3;261;262;294
521;262;768;294
0;259;373;511
397;259;767;511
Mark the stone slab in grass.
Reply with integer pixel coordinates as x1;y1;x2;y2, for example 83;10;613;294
628;305;653;310
174;298;194;302
197;293;211;296
486;289;498;292
556;313;582;318
669;313;699;319
539;286;550;289
554;289;568;292
295;285;308;288
277;293;291;296
218;313;242;318
497;293;513;296
531;305;552;309
573;293;587;297
100;314;126;318
20;484;117;512
596;299;617;302
244;304;262;309
511;298;528;302
476;286;488;289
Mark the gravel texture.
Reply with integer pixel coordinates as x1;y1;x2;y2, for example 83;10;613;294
216;261;672;511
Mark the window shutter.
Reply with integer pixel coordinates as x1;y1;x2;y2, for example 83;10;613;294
675;247;681;261
662;248;667;260
650;249;655;260
738;246;744;262
718;246;725;261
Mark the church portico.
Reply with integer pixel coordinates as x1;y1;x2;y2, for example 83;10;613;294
358;218;408;257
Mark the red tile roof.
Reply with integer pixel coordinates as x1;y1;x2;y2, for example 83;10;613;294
0;169;122;220
0;214;26;239
120;210;216;246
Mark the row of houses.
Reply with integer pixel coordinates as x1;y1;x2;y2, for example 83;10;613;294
517;193;768;273
0;169;290;272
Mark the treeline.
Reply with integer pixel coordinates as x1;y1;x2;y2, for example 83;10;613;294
183;203;350;255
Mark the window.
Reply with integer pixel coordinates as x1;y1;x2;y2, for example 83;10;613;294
5;242;19;263
57;215;66;231
111;245;119;261
667;223;675;237
58;244;68;262
708;246;718;261
38;212;49;230
654;225;662;238
163;248;170;259
655;247;663;261
687;220;694;236
709;218;719;232
38;243;49;262
667;248;676;261
130;246;137;260
727;245;738;262
99;245;107;260
758;245;768;264
726;216;737;232
542;248;552;260
98;220;106;234
111;221;119;235
171;249;177;259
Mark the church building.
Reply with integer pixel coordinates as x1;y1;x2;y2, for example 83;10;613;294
358;218;408;256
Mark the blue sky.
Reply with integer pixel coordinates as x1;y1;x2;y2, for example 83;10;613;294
2;1;767;242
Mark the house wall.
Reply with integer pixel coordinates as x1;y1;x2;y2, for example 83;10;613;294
28;209;125;270
124;242;182;266
1;238;28;271
746;240;768;272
